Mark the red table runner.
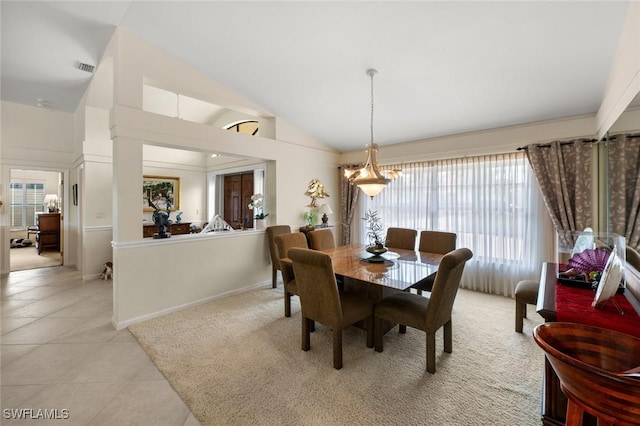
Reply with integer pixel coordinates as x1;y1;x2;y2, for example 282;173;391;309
555;283;640;338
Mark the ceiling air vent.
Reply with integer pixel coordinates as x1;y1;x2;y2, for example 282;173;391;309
77;62;95;73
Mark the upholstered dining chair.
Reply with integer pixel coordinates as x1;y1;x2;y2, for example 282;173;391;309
410;231;457;295
627;246;640;271
275;232;308;317
385;227;417;251
289;248;374;370
308;229;336;251
374;247;473;373
266;225;292;288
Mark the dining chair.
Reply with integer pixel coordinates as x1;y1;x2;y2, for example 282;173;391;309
266;225;292;288
410;231;457;295
385;227;417;251
275;232;308;317
374;247;473;373
308;228;336;251
627;246;640;271
289;248;374;370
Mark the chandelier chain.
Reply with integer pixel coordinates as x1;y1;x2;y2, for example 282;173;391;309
370;71;374;145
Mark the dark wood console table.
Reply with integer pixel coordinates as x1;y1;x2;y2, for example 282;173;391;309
143;222;192;238
536;262;640;425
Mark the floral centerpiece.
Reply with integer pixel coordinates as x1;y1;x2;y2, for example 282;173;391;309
363;209;386;255
248;194;269;219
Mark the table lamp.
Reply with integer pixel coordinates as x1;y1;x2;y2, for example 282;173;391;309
319;204;333;227
44;194;59;213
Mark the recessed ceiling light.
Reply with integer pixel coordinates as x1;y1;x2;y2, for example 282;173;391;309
211;153;219;158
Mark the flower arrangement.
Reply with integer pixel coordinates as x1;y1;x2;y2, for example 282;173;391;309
363;209;385;249
248;194;269;219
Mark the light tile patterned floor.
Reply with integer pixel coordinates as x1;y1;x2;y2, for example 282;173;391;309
1;266;200;425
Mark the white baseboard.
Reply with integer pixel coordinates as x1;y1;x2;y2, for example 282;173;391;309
113;280;272;330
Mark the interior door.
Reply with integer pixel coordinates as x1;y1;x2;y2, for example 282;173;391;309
223;172;254;229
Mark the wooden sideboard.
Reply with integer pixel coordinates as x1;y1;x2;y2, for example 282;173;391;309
536;262;640;426
36;213;60;255
143;222;192;238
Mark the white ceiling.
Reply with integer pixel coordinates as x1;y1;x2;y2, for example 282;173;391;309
0;1;631;152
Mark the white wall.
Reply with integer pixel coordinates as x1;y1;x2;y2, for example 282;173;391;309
597;1;640;138
101;29;342;327
0;101;74;272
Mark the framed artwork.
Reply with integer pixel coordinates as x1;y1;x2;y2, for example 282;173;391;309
143;175;180;212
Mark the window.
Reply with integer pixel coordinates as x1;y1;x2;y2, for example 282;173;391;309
10;182;45;228
225;121;259;136
361;152;551;295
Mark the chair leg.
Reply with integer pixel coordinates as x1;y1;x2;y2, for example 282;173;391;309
515;301;524;333
443;320;452;354
399;324;407;334
366;316;374;348
426;332;436;374
302;317;311;351
285;292;292;317
374;318;384;352
272;266;277;288
417;289;423;296
333;328;343;370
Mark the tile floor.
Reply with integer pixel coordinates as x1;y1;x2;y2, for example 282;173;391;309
1;266;200;425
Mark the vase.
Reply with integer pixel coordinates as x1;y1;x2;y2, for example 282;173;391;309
255;219;266;230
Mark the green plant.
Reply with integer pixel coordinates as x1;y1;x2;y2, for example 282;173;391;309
303;209;318;226
363;209;385;247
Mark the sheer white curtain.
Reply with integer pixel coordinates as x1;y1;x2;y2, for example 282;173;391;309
360;152;553;296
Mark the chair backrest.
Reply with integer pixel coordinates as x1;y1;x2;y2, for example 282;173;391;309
308;229;336;251
626;246;640;272
385;227;417;251
425;248;473;331
266;225;292;269
275;233;308;284
419;231;457;255
289;248;342;327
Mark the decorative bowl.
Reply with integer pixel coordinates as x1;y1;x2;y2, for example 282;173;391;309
533;322;640;423
366;246;388;256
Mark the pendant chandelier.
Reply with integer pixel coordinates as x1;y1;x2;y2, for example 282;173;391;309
344;69;401;198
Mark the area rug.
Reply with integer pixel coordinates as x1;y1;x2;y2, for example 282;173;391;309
10;245;62;271
129;287;545;426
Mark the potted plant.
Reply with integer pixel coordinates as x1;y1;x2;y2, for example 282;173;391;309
363;210;386;254
248;194;269;229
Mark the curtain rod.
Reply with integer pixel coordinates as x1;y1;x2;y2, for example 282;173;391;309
608;132;640;140
516;138;598;151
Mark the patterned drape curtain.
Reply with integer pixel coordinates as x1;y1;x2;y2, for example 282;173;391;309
525;140;593;233
608;134;640;250
338;165;360;245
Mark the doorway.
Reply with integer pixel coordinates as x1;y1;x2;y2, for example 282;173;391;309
9;169;63;271
223;172;254;229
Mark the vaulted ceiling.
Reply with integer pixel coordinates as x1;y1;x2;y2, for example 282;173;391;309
0;1;631;152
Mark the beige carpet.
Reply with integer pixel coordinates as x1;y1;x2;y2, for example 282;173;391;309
129;287;545;426
10;245;62;271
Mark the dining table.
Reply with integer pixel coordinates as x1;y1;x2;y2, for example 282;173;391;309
320;244;443;293
322;244;444;333
281;244;443;334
